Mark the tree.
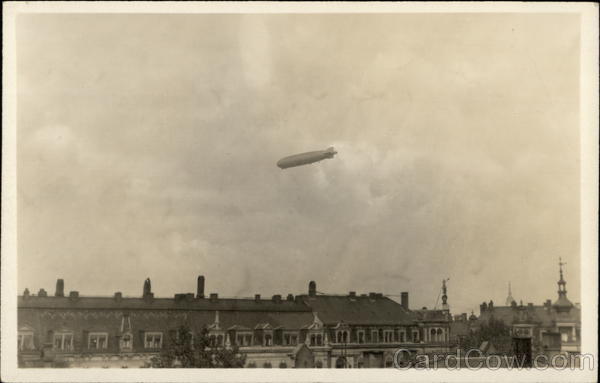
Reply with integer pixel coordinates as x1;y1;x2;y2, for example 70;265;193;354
145;325;246;368
462;317;513;355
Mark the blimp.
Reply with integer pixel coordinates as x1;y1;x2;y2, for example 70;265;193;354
277;147;338;169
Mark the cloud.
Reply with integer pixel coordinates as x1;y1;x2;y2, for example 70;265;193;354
16;13;580;313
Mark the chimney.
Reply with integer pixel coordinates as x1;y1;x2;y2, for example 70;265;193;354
68;291;79;300
369;292;376;299
23;288;30;299
143;278;152;298
349;291;356;298
401;292;409;310
209;293;218;302
272;294;282;303
174;293;186;302
255;294;261;302
286;294;294;301
308;281;317;297
527;302;534;309
55;279;65;297
38;288;47;297
544;299;552;308
114;292;122;302
197;275;205;298
186;293;194;302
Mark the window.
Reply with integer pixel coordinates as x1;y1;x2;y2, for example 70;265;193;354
144;332;163;349
88;332;108;350
357;330;365;344
209;334;224;347
559;327;571;343
236;333;253;346
18;331;35;351
399;330;406;343
264;334;273;346
384;330;394;343
371;330;379;343
53;332;73;351
283;333;298;346
120;333;133;351
336;330;349;344
412;330;420;343
310;334;323;346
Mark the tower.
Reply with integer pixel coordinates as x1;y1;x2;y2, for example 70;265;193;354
505;282;515;306
553;257;573;313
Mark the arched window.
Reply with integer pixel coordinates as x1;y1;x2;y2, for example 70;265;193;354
430;328;436;342
437;328;443;342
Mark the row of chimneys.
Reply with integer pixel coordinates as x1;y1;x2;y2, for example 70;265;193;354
22;279;80;300
24;277;410;310
480;299;548;314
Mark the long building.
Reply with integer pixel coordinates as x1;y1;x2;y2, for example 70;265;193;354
18;277;451;368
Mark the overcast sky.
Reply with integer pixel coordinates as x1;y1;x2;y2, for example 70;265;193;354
17;13;580;315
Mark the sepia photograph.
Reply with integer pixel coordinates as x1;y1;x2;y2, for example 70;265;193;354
2;2;598;382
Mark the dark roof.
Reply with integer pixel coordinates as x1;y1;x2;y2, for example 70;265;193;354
478;304;580;327
18;295;311;312
298;294;416;326
553;295;574;309
414;309;451;323
218;311;314;330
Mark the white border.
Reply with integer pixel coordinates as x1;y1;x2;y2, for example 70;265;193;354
2;2;598;382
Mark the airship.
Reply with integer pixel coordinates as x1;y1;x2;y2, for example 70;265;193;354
277;147;338;169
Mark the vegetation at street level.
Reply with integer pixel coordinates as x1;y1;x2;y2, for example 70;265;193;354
145;325;246;368
461;317;513;355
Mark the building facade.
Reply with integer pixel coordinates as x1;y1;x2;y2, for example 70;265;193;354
451;260;581;360
18;277;451;368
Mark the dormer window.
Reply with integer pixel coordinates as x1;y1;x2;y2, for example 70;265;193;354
371;330;379;343
383;330;394;343
357;330;365;344
310;334;323;346
236;332;253;346
283;332;298;346
336;330;349;344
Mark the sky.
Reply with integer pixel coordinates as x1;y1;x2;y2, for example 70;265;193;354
16;13;581;315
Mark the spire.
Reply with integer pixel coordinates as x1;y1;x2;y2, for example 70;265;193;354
505;281;515;306
558;258;566;293
553;257;573;312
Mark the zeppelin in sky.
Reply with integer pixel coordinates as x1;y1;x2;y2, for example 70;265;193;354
277;147;338;169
